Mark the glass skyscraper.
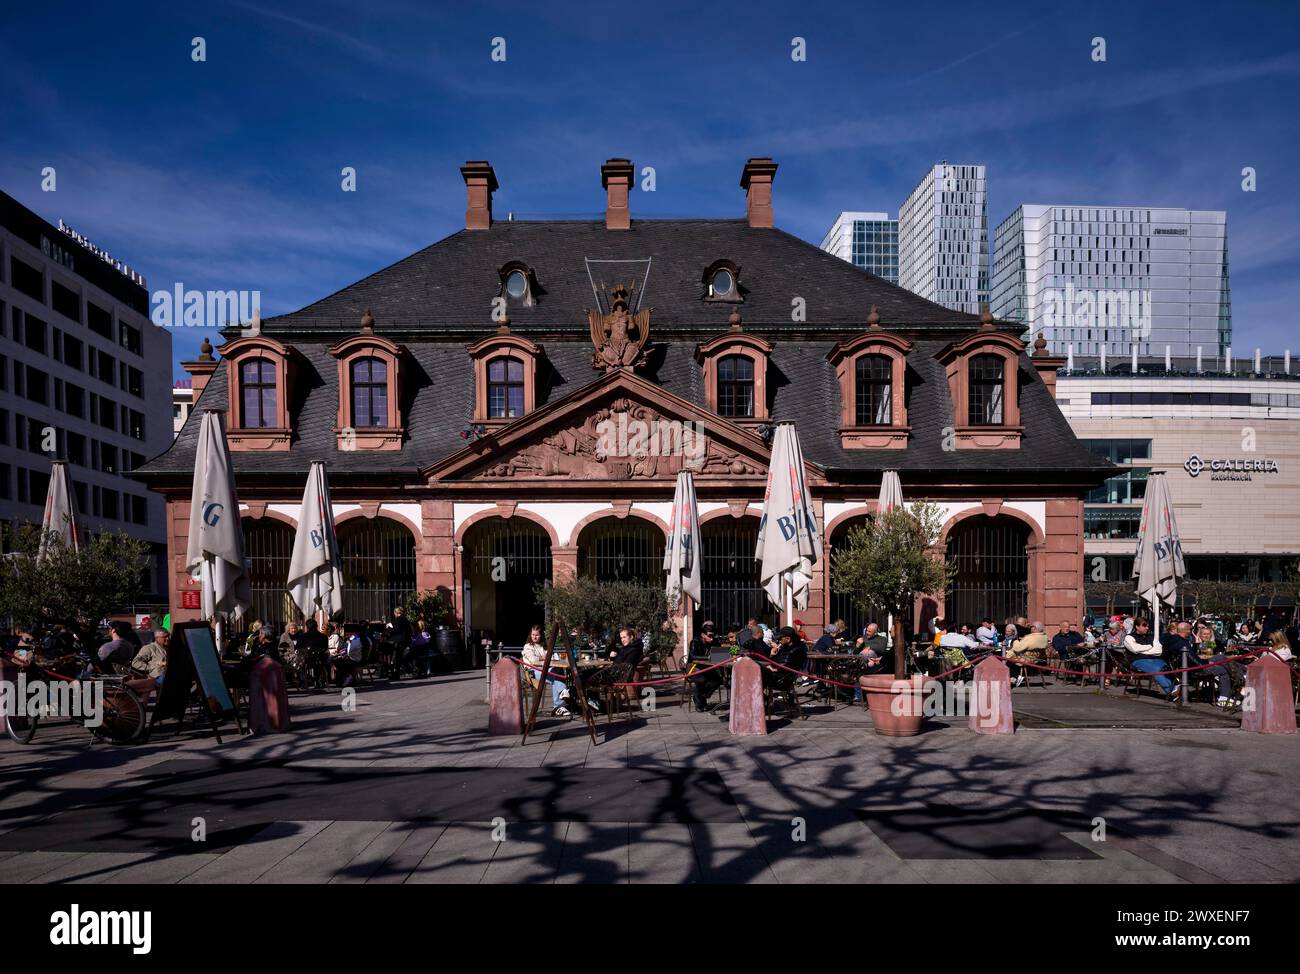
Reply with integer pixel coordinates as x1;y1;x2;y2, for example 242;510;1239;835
820;211;899;284
896;162;989;314
991;203;1231;359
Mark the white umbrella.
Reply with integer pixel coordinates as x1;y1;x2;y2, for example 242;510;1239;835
756;422;822;618
1132;471;1187;698
664;470;701;608
287;460;344;623
877;470;903;513
876;470;904;647
185;410;251;625
38;461;79;562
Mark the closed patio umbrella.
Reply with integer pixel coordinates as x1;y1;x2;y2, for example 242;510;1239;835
877;470;904;648
755;422;822;620
287;460;344;624
38;461;79;562
185;410;251;639
664;470;702;663
1132;471;1187;700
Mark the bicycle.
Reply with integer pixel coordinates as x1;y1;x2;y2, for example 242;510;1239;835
2;652;147;746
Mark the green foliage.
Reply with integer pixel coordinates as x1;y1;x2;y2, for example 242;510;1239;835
533;577;674;653
403;588;452;626
830;502;954;620
0;521;151;634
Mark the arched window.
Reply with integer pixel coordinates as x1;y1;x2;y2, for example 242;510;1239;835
717;354;754;418
968;354;1004;425
350;357;388;428
487;356;525;419
240;358;277;428
855;355;892;425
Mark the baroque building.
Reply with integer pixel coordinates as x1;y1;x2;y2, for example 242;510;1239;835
138;158;1110;645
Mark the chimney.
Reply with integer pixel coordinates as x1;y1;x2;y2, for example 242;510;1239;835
601;158;633;230
740;157;778;228
182;336;218;401
460;160;498;230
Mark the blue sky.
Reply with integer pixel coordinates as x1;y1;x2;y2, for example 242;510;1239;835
2;0;1297;374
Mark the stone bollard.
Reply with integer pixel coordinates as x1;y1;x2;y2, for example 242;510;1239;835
1240;654;1297;734
969;656;1014;734
488;657;523;735
248;656;291;735
728;657;766;737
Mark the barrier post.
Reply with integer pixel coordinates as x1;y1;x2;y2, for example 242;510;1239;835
1240;654;1297;734
969;655;1013;735
488;657;523;735
728;657;766;737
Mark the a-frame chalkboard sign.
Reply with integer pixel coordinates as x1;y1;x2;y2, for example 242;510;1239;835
147;621;243;743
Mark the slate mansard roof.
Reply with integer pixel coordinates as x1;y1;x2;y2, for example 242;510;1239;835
139;218;1112;485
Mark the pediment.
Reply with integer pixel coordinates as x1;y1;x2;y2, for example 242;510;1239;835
425;370;824;485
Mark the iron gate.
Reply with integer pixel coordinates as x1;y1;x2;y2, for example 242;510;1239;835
338;517;418;622
243;518;295;625
578;517;664;584
464;517;553;644
700;517;773;627
829;516;873;639
945;515;1030;627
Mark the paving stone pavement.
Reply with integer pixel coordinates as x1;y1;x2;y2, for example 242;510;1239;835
1;670;1296;884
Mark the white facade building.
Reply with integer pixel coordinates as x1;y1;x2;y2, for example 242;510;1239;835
897;162;988;314
0;190;172;599
820;211;899;284
992;204;1230;359
1055;353;1298;610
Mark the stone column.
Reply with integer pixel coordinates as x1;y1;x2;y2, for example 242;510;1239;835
168;498;200;623
1043;498;1085;624
552;545;579;583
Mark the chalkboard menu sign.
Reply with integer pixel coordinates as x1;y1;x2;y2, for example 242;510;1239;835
149;621;242;742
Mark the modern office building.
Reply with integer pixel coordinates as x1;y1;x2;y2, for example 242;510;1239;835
992;204;1231;360
173;379;194;437
819;211;899;284
0;189;172;598
1055;352;1298;612
897;162;988;314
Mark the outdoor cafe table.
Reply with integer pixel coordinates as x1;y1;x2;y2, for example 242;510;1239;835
804;652;870;709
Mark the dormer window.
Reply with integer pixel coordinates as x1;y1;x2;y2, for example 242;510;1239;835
469;329;543;424
855;355;892;425
936;317;1025;449
331;326;406;451
221;335;295;451
350;357;389;428
717;354;754;417
702;259;743;303
696;327;771;423
827;315;912;449
487;355;525;418
498;261;539;307
240;359;278;428
969;354;1004;425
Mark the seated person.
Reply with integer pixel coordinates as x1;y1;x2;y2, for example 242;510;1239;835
295;619;329;687
1051;620;1085;662
937;620;979;670
125;628;170;700
521;624;571;715
686;622;721;710
1123;617;1177;700
331;628;365;687
812;622;840;654
857;623;889;672
1005;621;1050;686
96;623;138;674
607;627;644;669
755;626;808;690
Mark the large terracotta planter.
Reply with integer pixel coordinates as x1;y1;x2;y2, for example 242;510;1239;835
860;673;933;738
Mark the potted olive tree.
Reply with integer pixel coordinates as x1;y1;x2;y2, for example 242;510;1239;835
831;502;954;737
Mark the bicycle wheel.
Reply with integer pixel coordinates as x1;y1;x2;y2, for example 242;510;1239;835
96;685;145;744
5;712;38;745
